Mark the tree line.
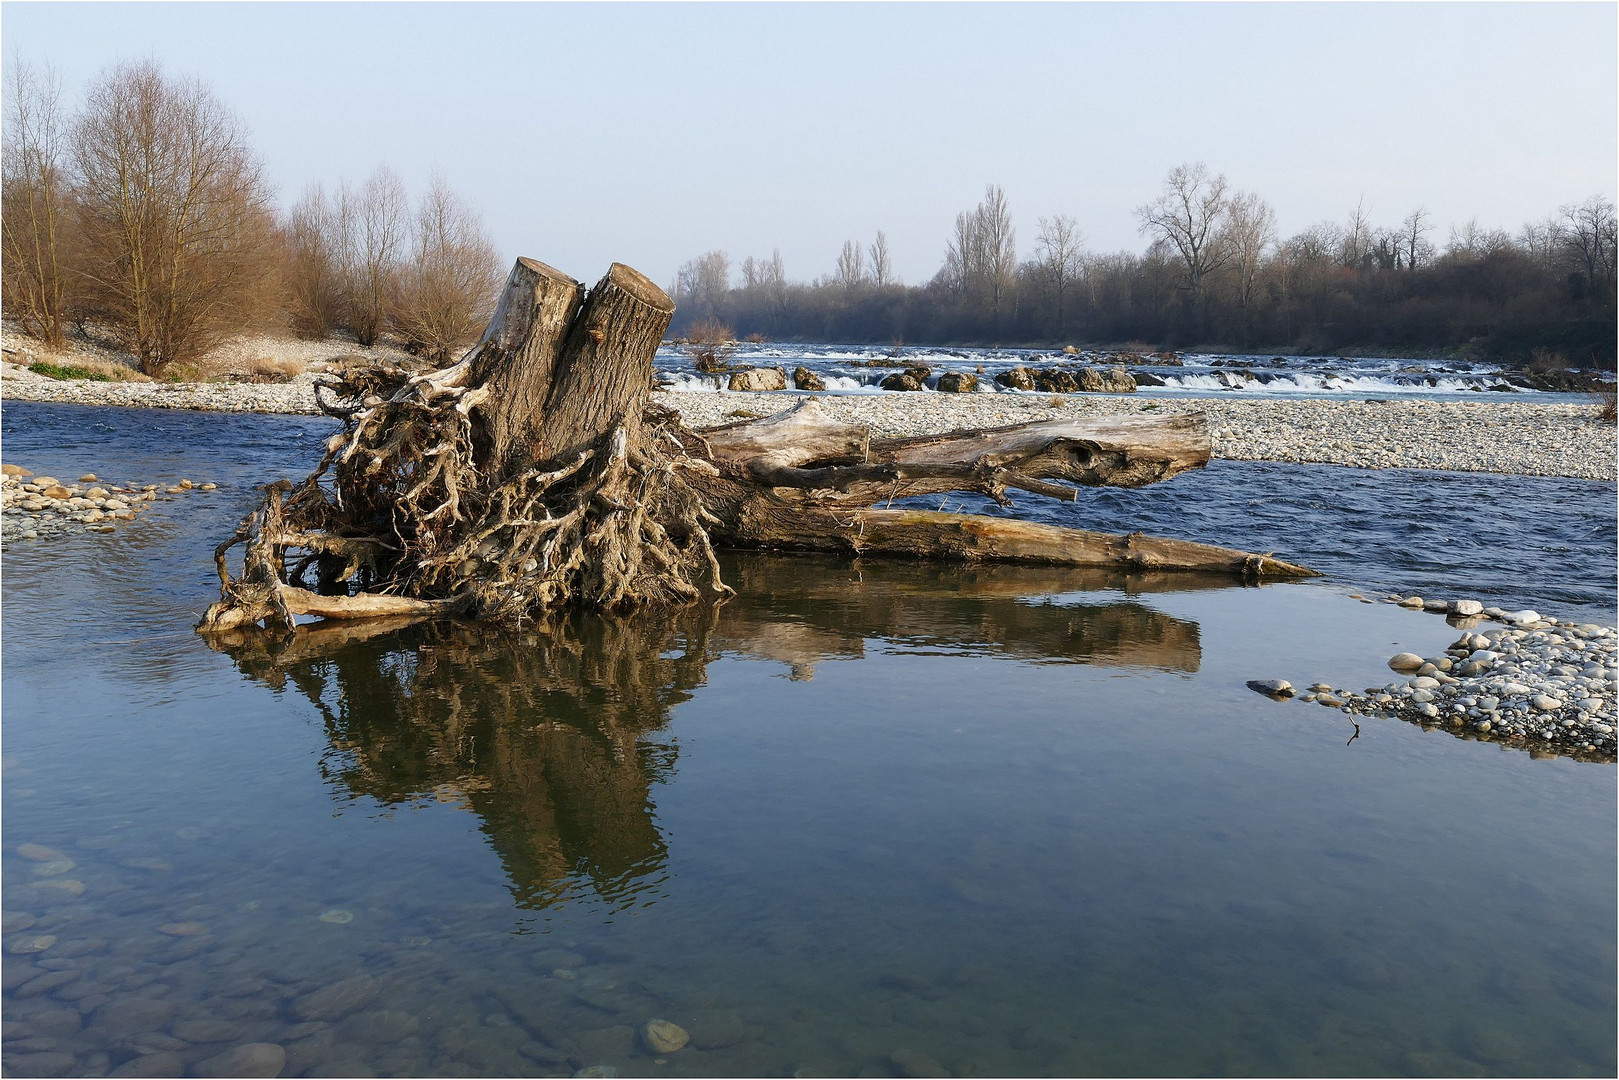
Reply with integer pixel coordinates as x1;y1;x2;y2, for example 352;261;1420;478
672;170;1618;368
2;60;502;375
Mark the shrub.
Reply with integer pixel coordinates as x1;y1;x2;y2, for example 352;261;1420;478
390;175;500;365
682;317;737;373
71;61;279;375
28;358;148;382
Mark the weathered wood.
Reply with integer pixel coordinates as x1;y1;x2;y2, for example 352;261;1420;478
201;253;1317;637
692;401;1211;505
700;398;870;469
705;502;1317;579
467;258;583;475
534;263;675;467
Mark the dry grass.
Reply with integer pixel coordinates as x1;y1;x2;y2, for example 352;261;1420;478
246;356;306;383
160;359;229;383
1597;384;1617;423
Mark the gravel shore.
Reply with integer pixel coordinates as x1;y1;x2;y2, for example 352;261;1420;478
1259;597;1617;763
4;359;1614;481
1;465;220;541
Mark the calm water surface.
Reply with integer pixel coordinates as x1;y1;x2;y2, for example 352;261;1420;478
2;403;1615;1077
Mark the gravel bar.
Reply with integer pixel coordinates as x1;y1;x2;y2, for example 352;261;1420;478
1267;598;1617;763
4;363;1614;480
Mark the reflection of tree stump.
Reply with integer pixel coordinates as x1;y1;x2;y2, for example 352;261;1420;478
204;560;1212;904
200;256;1315;635
215;610;715;910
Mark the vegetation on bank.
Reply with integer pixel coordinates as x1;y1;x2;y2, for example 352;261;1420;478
2;60;502;378
670;175;1618;369
6;60;1613;377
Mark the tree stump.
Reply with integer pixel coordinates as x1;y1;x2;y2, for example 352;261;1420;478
199;256;1315;636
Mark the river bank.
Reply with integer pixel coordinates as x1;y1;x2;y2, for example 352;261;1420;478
4;359;1613;480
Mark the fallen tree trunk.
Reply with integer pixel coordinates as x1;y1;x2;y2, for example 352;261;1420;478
199;256;1315;635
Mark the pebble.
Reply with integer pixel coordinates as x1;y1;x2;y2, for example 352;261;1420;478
1246;679;1293;699
4;1052;76;1077
172;1017;243;1043
1312;605;1617;759
343;1009;420;1043
6;933;58;955
1;465;216;544
641;1018;689;1054
156;921;208;937
109;1051;186;1077
890;1048;952;1078
293;974;380;1021
16;843;68;862
192;1042;287;1078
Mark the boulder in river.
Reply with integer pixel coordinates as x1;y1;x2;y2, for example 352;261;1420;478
1035;370;1079;393
728;367;787;392
994;367;1036;391
936;372;978;393
792;366;825;391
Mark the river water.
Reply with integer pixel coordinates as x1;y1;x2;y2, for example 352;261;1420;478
2;402;1615;1077
652;343;1608;401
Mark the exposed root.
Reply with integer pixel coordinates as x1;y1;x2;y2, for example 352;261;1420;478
198;364;732;634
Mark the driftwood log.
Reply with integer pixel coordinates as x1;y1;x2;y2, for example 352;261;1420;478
198;257;1314;634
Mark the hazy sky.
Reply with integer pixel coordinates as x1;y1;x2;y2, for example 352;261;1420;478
3;2;1615;288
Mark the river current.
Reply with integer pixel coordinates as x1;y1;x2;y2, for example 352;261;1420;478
2;402;1614;1077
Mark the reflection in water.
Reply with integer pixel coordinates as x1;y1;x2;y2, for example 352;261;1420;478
213;608;718;912
206;555;1208;910
719;555;1207;675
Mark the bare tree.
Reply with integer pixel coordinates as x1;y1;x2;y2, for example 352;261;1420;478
943;210;978;296
71;60;277;374
282;183;342;338
1341;196;1373;269
977;184;1017;321
1446;218;1512;260
2;60;71;348
1034;214;1083;335
1400;207;1434;271
835;239;866;290
336;166;410;347
1135;162;1230;335
1221;190;1275;344
1560;195;1617;297
869;229;893;287
673;250;731;319
391;173;502;364
761;249;788;328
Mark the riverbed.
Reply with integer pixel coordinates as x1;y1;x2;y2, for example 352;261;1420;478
2;403;1615;1078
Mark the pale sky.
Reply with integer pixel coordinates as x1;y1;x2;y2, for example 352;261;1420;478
3;2;1615;288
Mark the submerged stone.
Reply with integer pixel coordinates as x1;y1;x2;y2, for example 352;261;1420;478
641;1018;689;1054
1246;679;1294;699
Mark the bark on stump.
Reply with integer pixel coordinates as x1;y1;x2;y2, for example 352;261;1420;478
199;256;1315;636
